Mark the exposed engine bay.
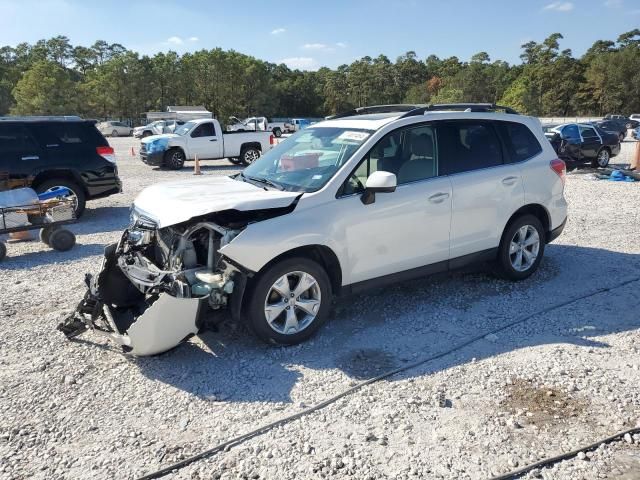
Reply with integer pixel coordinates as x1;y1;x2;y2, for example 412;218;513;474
58;212;248;356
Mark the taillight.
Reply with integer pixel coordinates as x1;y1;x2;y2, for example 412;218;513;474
97;145;116;164
269;134;275;145
550;158;566;185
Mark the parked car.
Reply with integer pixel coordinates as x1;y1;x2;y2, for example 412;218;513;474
0;116;121;217
226;116;292;137
603;114;639;130
97;121;133;138
61;103;567;356
139;118;274;169
591;120;627;142
544;123;620;167
133;120;185;138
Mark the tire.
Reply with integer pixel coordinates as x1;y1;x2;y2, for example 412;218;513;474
240;147;261;166
163;148;185;170
496;214;545;281
0;241;6;262
619;132;625;142
111;130;119;138
48;228;76;252
142;131;151;138
246;257;333;345
592;147;610;168
39;225;60;245
35;179;86;218
273;128;282;138
228;157;242;165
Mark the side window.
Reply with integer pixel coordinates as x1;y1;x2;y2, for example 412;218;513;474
341;124;437;195
191;122;216;138
579;126;598;140
562;124;580;140
437;122;502;175
0;125;38;153
33;123;102;149
498;121;542;163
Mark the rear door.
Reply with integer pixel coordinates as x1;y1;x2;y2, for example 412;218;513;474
559;124;582;161
0;123;44;184
439;120;525;259
578;125;602;161
187;122;222;159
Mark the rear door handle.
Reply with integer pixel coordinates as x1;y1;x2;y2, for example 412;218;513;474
21;155;39;161
428;192;450;204
502;176;519;186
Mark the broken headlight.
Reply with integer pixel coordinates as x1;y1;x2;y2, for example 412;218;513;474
129;208;158;230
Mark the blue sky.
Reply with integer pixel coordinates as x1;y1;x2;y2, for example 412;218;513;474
1;0;639;70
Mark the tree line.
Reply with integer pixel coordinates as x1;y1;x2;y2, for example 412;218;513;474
0;30;639;123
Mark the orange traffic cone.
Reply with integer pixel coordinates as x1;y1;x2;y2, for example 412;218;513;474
194;155;202;175
130;147;135;156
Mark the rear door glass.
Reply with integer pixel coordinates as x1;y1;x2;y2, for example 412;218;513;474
32;122;107;150
497;121;542;163
579;126;599;141
437;121;503;175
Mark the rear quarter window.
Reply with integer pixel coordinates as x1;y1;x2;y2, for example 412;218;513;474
32;122;107;149
498;121;542;163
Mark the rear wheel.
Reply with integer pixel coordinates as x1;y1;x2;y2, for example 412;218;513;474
273;128;282;138
240;147;261;166
246;257;332;345
35;179;86;218
592;147;610;168
49;228;76;252
164;148;185;170
496;215;545;281
111;130;119;138
142;131;151;138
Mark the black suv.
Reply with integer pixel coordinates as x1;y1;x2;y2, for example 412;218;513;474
0;116;122;217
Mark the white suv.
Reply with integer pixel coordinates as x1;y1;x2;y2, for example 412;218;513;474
60;104;568;355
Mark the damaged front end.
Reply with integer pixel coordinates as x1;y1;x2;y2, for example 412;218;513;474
58;215;244;356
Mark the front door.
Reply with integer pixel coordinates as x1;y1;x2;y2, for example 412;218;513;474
335;123;452;284
0;124;44;184
188;122;222;160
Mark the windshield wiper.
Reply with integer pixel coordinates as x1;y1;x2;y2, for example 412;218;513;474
241;173;285;191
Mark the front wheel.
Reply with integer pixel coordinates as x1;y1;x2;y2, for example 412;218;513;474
592;148;610;168
240;147;261;166
273;128;282;138
246;257;332;345
163;148;185;170
111;130;119;138
496;215;545;281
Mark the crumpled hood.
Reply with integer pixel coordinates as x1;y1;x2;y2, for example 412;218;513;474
141;133;178;144
133;176;300;228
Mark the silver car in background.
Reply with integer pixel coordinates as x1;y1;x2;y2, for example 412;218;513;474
97;121;133;137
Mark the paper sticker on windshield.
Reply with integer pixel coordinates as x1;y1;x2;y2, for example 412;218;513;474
337;131;369;143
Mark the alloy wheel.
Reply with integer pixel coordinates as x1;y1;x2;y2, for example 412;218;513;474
264;271;322;335
244;149;260;164
509;225;540;272
42;186;78;212
597;149;610;167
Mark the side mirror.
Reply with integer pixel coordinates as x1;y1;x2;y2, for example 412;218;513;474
361;171;397;205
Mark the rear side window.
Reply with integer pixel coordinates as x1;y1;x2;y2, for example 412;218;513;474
579;126;598;140
437;122;503;175
498;121;542;163
32;122;106;149
0;125;38;153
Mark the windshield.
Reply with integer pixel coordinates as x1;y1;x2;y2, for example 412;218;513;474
242;127;372;192
175;121;196;136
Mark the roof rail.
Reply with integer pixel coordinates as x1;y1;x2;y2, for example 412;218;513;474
401;103;519;118
0;115;84;122
326;104;425;120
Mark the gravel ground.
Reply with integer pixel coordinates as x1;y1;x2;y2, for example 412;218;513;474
1;138;639;480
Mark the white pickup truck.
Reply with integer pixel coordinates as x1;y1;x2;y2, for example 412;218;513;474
226;116;292;137
139;118;274;169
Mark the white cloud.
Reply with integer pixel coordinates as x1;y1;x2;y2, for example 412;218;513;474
543;2;574;11
302;43;329;50
604;0;622;6
188;36;199;42
336;42;347;48
271;28;286;35
167;36;184;45
279;57;319;70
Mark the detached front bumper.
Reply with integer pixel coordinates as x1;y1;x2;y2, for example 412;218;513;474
58;243;207;355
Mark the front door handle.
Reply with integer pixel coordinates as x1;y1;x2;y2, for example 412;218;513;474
21;155;39;161
209;138;218;142
428;192;450;204
502;176;519;186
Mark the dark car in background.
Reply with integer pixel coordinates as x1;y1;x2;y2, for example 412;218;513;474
0;116;121;217
543;122;620;168
592;120;628;142
603;114;639;130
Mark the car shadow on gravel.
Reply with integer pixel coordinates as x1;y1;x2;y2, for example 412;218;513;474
73;206;131;235
133;244;640;404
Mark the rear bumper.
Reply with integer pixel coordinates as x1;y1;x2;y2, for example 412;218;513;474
547;217;567;243
85;167;123;199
